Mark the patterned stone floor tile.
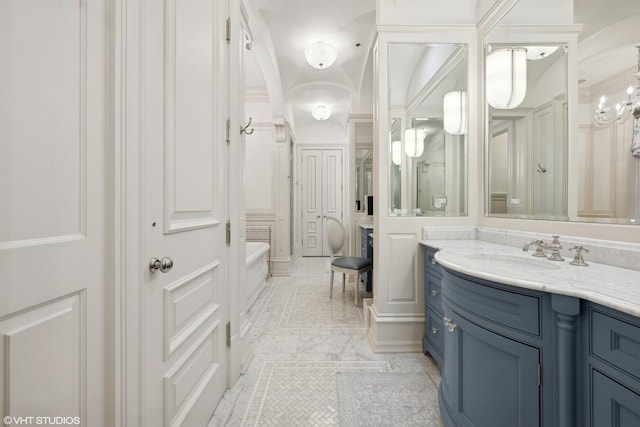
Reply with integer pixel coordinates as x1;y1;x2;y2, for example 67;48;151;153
208;257;443;427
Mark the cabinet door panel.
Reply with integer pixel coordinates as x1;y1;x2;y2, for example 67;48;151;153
592;369;640;427
442;306;540;427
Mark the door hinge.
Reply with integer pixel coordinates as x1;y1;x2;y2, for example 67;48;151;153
537;363;541;386
226;18;231;43
226;321;231;347
225;118;231;144
226;221;231;245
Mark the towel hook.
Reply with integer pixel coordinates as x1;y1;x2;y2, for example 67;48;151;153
537;163;547;173
240;117;254;135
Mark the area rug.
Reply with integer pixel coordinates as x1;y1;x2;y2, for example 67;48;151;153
336;372;443;426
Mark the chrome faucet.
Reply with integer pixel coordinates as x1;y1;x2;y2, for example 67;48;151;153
522;239;548;257
547;235;565;261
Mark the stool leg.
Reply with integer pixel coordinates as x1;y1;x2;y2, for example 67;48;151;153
355;273;360;306
330;270;334;298
342;273;346;292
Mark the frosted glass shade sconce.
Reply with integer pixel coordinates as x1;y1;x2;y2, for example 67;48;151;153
404;128;425;157
304;42;338;69
391;140;402;166
443;90;467;135
486;47;527;109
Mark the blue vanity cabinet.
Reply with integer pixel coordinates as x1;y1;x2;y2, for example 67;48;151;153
440;301;540;427
583;302;640;427
360;226;373;292
423;246;444;368
438;268;559;427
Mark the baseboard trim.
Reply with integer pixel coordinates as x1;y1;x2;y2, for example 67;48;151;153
367;308;424;353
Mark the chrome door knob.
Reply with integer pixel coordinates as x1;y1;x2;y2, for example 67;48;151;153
149;257;174;273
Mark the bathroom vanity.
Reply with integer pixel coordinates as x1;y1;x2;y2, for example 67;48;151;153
421;233;640;427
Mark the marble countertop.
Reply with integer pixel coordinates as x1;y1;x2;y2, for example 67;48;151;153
420;239;640;318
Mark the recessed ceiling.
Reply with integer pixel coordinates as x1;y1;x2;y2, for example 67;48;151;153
246;0;376;129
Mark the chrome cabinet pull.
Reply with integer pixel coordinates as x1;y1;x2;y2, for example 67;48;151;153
431;289;439;296
431;258;436;265
149;257;174;273
431;327;439;334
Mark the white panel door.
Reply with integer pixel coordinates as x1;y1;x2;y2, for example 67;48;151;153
532;105;555;215
0;1;108;425
139;0;228;425
301;149;343;256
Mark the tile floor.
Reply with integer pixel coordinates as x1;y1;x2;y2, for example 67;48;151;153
207;257;443;426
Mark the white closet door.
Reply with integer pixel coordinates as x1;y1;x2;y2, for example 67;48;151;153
137;0;229;425
301;149;343;256
0;1;108;424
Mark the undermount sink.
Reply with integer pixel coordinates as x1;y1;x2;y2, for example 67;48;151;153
465;253;562;272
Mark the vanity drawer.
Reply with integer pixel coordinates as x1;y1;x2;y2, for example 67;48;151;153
591;310;640;381
424;248;442;277
442;270;541;336
425;309;444;358
425;273;442;311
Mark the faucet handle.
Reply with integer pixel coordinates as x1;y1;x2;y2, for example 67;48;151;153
550;235;563;249
547;235;565;261
569;245;589;266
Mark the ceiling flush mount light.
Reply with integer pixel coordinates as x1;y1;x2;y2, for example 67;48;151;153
443;91;467;135
391;140;402;166
304;42;338;69
525;46;559;60
311;104;331;121
594;45;640;129
404;128;425;157
486;47;527;109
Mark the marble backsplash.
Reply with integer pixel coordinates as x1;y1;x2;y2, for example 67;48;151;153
422;226;640;272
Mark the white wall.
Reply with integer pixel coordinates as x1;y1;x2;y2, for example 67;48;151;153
294;120;349;146
245;100;275;213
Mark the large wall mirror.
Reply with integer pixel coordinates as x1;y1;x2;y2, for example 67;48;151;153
388;43;468;217
485;42;568;220
355;145;373;212
485;0;640;225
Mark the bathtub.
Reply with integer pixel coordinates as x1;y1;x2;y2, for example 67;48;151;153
246;241;270;309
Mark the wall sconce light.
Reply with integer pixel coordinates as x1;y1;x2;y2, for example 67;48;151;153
311;104;331;121
304;42;338;69
443;90;467;135
391;140;402;166
404;128;425;157
486;47;527;109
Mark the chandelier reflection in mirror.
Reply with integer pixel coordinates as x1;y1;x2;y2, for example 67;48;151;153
594;45;640;129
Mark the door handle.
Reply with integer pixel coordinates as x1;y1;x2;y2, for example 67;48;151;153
149;257;174;273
